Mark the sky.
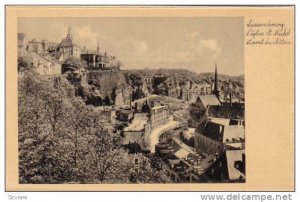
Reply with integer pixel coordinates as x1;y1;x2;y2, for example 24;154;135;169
18;17;244;76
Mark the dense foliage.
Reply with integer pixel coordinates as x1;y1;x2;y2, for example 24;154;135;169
18;71;171;183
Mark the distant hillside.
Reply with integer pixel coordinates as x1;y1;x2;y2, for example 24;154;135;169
198;72;244;81
123;68;244;82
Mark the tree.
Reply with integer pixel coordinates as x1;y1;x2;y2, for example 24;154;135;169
18;71;172;184
128;153;172;183
18;57;30;72
18;72;68;183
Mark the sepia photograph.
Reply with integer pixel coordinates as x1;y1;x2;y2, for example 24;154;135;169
5;5;295;192
17;16;245;184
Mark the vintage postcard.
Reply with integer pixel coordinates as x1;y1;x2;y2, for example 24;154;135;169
5;6;294;191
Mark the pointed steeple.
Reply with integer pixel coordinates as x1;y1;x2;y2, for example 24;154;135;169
212;63;220;100
214;63;218;91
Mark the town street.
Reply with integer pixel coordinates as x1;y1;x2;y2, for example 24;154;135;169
149;120;179;153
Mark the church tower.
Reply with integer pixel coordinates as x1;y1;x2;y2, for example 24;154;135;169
212;63;220;100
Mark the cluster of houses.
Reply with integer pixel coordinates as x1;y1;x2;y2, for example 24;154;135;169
18;28;132;107
129;66;244;105
98;98;173;154
18;27;245;183
154;67;245;183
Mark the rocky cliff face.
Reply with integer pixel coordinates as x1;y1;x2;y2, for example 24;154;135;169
87;70;128;95
66;69;131;106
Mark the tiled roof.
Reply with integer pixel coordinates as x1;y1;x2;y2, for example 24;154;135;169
223;125;244;143
52;51;63;60
58;37;73;48
197;94;220;107
196;120;244;143
206;105;244;119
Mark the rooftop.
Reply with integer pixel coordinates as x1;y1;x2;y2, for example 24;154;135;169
197;94;221;107
209;118;231;126
58;37;74;48
196;120;244;143
206;105;244;119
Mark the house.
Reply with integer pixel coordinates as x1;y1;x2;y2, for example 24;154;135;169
206;104;244;120
27;39;43;55
194;95;221;111
194;119;245;155
117;109;134;122
21;52;62;76
100;109;116;123
27;39;59;56
200;149;245;182
150;102;170;129
189;82;212;103
205;104;245;128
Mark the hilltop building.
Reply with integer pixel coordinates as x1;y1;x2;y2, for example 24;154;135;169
21;52;62;76
55;28;82;61
27;39;58;55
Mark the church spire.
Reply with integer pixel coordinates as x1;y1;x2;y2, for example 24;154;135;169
212;63;220;100
214;63;218;90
